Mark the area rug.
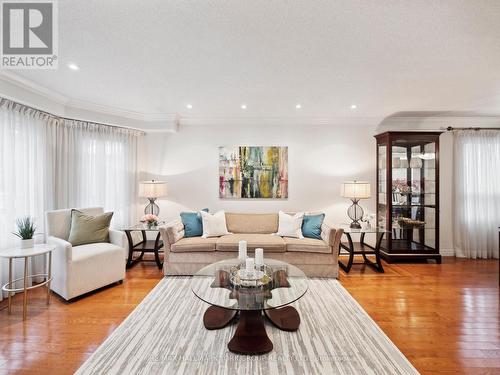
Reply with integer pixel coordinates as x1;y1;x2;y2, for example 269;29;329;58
76;278;418;375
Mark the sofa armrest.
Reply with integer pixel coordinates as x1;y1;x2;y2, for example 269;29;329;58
321;222;343;261
109;229;128;260
158;219;184;262
47;235;73;262
159;219;184;246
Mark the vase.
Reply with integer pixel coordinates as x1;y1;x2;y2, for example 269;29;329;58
20;238;34;249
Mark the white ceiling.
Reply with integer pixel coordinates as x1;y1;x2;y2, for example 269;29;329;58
8;0;500;122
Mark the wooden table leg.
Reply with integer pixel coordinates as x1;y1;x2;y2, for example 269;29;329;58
228;310;273;355
203;306;237;330
338;233;354;273
359;232;385;273
154;232;163;270
125;230;135;268
23;257;28;321
265;305;300;331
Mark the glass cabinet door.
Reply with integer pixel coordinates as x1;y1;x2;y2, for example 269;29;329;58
391;138;437;252
377;144;387;230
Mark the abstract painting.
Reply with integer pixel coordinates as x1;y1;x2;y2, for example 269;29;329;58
219;146;288;199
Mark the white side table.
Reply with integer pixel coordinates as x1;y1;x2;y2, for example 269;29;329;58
0;244;55;320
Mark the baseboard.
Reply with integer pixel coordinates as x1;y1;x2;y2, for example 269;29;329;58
440;248;455;256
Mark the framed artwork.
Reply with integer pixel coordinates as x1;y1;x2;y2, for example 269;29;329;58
219;146;288;199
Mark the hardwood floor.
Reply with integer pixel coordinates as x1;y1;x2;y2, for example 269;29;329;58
0;256;498;374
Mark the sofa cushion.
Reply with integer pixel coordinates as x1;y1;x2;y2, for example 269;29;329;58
72;242;125;262
171;237;217;253
283;237;331;254
225;213;278;234
216;234;285;253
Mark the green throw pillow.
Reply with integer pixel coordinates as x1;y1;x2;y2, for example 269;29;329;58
68;209;113;246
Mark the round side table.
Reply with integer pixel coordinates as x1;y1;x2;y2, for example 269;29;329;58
0;244;55;320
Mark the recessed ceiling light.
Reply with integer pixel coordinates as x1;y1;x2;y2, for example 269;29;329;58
241;104;247;110
68;63;79;71
295;104;302;109
186;104;193;109
350;104;357;109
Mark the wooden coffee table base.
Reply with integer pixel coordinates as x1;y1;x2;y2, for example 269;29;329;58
203;305;300;355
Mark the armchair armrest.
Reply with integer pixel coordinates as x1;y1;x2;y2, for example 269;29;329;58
109;229;128;261
47;235;73;262
109;229;127;248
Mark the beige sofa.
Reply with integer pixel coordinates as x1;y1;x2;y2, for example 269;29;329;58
159;212;343;278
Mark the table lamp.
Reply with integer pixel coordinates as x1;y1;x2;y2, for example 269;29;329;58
341;181;371;229
139;180;167;216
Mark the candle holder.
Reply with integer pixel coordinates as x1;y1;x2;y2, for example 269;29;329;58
229;264;273;288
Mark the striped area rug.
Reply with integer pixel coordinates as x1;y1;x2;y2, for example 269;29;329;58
76;278;418;375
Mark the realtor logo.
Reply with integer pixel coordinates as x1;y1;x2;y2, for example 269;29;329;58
1;0;58;69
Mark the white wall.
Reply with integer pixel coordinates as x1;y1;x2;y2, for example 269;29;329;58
138;124;378;225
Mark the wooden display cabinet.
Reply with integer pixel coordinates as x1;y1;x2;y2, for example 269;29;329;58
375;131;442;263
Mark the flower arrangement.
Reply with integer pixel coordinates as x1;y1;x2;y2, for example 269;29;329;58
141;214;159;225
13;216;36;240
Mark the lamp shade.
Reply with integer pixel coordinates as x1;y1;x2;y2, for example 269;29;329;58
139;180;167;198
341;181;371;199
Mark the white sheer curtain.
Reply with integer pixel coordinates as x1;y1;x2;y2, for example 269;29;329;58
48;120;139;227
453;130;500;259
0;101;55;297
0;99;142;299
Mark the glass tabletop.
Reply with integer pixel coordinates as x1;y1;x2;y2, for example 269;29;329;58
339;224;390;234
124;222;166;231
191;258;308;311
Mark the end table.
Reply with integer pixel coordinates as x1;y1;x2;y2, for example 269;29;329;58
338;225;388;273
124;223;164;269
1;244;54;320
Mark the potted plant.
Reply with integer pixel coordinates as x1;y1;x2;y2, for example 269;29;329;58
13;216;37;249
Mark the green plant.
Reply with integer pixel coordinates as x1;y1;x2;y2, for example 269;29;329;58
13;216;36;240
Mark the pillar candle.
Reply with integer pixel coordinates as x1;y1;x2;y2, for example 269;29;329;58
255;248;264;266
238;240;247;261
245;257;255;273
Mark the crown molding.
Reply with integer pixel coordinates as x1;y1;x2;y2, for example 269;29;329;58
0;71;179;131
379;113;500;132
0;71;69;104
66;98;178;122
179;116;382;127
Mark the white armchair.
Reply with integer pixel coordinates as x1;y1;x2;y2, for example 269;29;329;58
45;207;127;300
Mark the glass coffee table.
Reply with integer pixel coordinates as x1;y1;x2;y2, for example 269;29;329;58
191;258;308;355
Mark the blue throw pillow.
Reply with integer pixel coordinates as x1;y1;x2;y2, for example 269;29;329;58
302;213;325;240
180;208;209;237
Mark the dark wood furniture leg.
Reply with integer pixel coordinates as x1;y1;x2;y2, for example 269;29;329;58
125;229;164;269
153;232;163;269
203;306;237;330
227;310;273;355
264;306;300;331
338;232;355;273
360;232;385;273
125;230;134;268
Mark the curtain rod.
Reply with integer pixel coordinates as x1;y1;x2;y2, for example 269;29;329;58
446;126;500;131
0;96;146;135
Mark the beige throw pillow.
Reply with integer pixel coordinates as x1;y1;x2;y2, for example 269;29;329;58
68;209;113;246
